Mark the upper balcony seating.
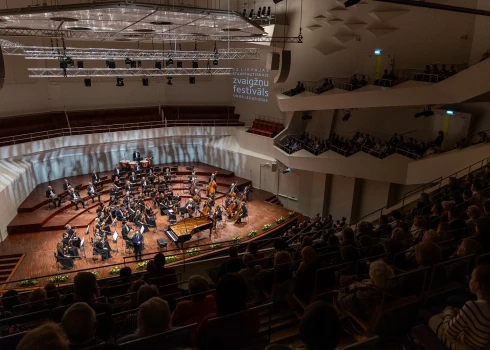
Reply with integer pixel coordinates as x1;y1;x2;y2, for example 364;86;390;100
67;106;160;128
0;112;68;140
247;118;284;138
162;106;244;127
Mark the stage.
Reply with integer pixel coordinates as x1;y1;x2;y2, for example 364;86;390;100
1;163;298;290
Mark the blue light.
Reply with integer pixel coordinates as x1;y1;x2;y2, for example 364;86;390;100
374;49;382;55
446;110;454;115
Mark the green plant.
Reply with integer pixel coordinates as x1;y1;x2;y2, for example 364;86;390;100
247;230;258;238
91;270;100;278
185;247;200;257
276;216;285;224
48;275;69;284
18;278;39;287
231;236;242;244
136;260;149;270
165;255;178;263
109;266;121;275
210;243;222;249
262;223;272;231
288;211;295;217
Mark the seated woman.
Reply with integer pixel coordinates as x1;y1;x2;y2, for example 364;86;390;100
56;242;74;269
93;237;111;261
429;265;490;350
337;260;394;321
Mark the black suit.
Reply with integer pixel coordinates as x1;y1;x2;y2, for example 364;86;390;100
113;167;120;176
92;173;100;184
133;151;141;161
70;192;85;209
87;185;101;203
63;182;71;193
46;189;61;207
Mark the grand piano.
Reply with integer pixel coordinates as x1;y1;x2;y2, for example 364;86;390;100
165;216;213;249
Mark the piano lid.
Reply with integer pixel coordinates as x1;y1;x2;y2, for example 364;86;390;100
170;216;213;237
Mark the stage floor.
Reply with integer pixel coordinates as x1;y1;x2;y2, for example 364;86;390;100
1;163;296;289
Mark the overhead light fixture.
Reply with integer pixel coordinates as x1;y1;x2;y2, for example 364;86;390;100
155;61;162;69
106;60;116;69
124;58;131;66
142;78;149;86
77;60;84;68
282;167;291;174
242;9;246;16
192;60;198;69
189;76;195;84
116;77;124;87
248;9;254;18
374;49;382;55
84;78;91;87
167;76;173;85
446;110;454;115
166;58;173;67
342;112;351;122
344;0;361;8
177;61;183;68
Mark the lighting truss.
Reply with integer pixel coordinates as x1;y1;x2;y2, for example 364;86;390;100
0;28;302;43
2;46;260;61
27;67;234;78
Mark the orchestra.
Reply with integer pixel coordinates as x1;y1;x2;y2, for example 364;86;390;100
49;150;255;265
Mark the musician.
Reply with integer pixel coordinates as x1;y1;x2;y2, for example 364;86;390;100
208;193;216;207
228;183;238;195
185;198;195;218
87;182;101;203
91;170;100;185
94;237;111;261
147;169;156;183
189;170;197;182
113;164;121;177
133;149;141;162
213;205;223;230
69;188;86;210
115;205;127;221
46;186;61;208
235;202;248;224
121;220;131;240
141;177;151;196
164;168;172;183
129;172;138;184
63;179;72;193
132;230;144;262
56;242;74;269
146;210;156;228
208;172;217;184
243;185;251;201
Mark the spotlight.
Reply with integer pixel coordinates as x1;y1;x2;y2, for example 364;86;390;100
155;61;162;69
137;60;142;67
167;76;173;85
77;60;84;69
84;78;91;87
414;107;434;118
344;0;361;7
282;167;291;174
261;7;267;17
124;58;131;66
192;60;198;69
106;60;116;69
424;110;434;117
65;57;74;67
142;78;149;86
342;112;351;122
166;58;173;67
116;77;124;87
213;58;218;66
177;61;183;68
189;76;195;84
130;60;136;68
242;8;246;16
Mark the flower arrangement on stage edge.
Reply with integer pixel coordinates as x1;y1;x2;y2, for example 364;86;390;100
210;243;222;249
231;236;242;244
185;247;200;257
165;255;178;263
136;261;149;270
247;230;257;238
91;270;100;278
288;211;295;217
262;224;272;231
48;275;69;284
18;278;39;287
109;266;121;275
276;216;285;224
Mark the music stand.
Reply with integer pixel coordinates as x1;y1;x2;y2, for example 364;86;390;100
85;225;90;235
140;225;145;235
80;237;86;259
112;231;119;255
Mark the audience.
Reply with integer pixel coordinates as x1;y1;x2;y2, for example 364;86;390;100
144;253;178;292
215;246;246;281
61;302;103;349
299;301;340;350
119;283;159;337
17;322;69;350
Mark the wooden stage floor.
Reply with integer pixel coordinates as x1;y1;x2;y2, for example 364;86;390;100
1;163;296;289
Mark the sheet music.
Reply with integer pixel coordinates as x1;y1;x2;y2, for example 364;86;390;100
140;225;144;234
80;237;85;247
85;225;90;235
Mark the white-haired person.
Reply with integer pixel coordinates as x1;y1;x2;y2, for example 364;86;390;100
61;302;104;349
337;260;394;321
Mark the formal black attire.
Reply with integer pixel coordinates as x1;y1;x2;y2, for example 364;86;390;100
70;191;85;209
87;185;101;203
91;173;100;185
133;151;141;161
132;232;144;261
94;240;111;261
46;189;61;208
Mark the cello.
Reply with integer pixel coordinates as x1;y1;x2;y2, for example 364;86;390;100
226;201;237;217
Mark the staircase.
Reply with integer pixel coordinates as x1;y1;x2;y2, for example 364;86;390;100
265;195;283;207
0;254;24;284
259;306;301;345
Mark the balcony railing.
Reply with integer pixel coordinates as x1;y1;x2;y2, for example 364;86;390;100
0;119;242;147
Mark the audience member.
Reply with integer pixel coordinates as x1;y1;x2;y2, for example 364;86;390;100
17;322;69;350
215;246;246;281
61;302;104;350
144;253;178;291
414;241;442;267
299;301;340;350
448;207;468;240
119;284;159;337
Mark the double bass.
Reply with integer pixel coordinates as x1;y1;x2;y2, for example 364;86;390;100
206;179;217;196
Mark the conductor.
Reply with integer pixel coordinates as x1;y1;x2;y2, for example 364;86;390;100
132;230;144;262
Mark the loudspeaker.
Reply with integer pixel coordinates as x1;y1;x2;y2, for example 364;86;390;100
84;78;91;87
271;163;277;172
142;78;149;86
192;61;198;69
157;238;167;249
189;76;195;84
155;61;162;69
274;50;291;84
266;52;280;71
77;60;84;68
0;49;5;91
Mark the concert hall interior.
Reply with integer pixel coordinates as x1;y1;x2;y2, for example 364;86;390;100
2;0;490;349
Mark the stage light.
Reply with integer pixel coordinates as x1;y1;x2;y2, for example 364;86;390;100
137;60;142;67
142;78;149;86
130;60;136;68
65;57;74;67
282;167;291;174
374;49;382;55
167;76;173;85
213;58;218;66
106;60;116;69
124;58;131;66
192;60;198;69
166;58;173;67
84;78;91;87
262;7;267;17
344;0;361;8
155;61;162;69
189;76;195;84
258;7;262;18
342;112;351;122
446;110;454;115
77;60;84;68
177;61;183;68
116;77;124;87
